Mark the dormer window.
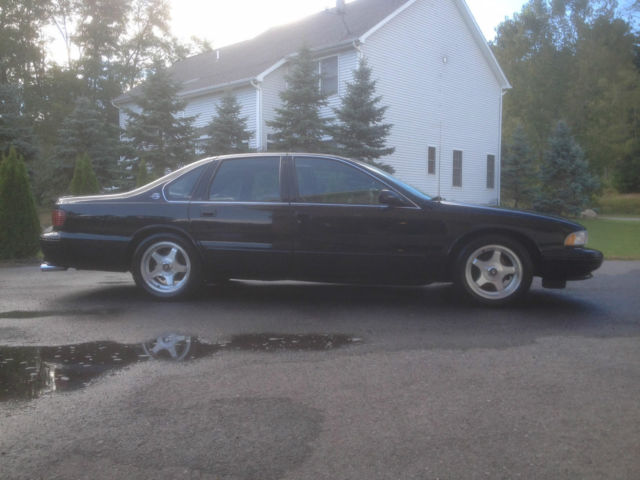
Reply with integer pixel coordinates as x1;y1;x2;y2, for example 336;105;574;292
319;56;338;96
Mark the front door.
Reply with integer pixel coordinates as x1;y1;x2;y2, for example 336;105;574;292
290;156;431;284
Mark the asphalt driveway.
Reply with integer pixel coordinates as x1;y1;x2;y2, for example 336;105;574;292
0;261;639;479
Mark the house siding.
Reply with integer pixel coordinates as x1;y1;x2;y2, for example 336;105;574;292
361;0;503;204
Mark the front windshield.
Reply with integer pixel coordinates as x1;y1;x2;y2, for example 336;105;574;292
357;161;433;200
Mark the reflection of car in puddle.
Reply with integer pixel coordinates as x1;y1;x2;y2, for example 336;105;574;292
0;333;358;402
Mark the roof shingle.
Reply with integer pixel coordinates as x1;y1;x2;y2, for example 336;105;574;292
114;0;410;104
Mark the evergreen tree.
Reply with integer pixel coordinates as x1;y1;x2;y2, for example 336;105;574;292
204;92;252;156
613;140;640;193
135;160;152;187
267;47;329;152
501;125;538;208
0;148;41;259
533;121;599;216
329;58;395;172
124;60;197;177
54;97;119;193
68;153;100;195
0;84;38;164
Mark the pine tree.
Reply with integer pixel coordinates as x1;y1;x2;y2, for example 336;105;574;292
204;92;252;156
0;84;38;164
501;125;538;208
124;60;197;177
135;160;152;187
267;47;328;152
329;58;395;172
533;121;599;216
68;153;100;195
0;148;41;259
54;97;119;194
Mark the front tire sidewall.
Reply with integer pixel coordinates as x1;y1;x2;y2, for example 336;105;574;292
132;234;201;300
455;236;533;306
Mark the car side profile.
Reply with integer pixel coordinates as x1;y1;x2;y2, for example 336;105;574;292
40;154;603;305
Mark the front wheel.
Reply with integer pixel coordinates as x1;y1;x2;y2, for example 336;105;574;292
132;234;201;300
454;236;533;306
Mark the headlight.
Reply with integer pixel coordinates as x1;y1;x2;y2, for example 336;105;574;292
564;230;588;247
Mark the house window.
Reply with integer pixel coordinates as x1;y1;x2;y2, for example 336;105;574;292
486;154;495;189
319;56;338;96
452;150;462;187
427;146;436;175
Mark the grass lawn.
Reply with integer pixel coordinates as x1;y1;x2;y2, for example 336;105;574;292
578;218;640;260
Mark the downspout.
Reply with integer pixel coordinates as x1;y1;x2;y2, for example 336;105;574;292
250;79;263;151
353;39;363;59
497;89;506;206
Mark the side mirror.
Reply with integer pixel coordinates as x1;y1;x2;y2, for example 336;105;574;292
379;189;407;207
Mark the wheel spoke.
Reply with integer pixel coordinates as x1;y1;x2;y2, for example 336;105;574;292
173;263;188;274
502;266;516;276
490;250;502;266
151;252;164;265
475;273;492;289
167;247;178;263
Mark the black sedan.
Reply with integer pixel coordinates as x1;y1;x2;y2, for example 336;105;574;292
40;154;603;305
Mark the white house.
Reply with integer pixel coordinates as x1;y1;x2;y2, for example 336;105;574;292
114;0;511;205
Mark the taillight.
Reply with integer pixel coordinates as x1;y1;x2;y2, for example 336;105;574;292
52;209;66;228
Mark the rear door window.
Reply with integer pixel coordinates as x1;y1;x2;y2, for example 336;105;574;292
208;157;281;202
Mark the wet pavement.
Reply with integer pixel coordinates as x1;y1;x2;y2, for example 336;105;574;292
1;261;639;479
0;333;359;402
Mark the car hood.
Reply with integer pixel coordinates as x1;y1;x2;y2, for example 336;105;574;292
436;200;585;232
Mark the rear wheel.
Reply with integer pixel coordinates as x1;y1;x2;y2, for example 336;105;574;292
455;235;533;306
132;234;201;299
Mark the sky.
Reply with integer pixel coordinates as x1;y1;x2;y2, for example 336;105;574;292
170;0;527;49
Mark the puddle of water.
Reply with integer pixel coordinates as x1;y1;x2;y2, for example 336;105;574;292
0;333;359;402
0;309;122;319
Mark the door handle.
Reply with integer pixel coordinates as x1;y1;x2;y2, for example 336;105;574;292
201;207;217;218
295;213;309;225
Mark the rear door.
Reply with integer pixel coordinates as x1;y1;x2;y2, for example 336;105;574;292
188;156;293;279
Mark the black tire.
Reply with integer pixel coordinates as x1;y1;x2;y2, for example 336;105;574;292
454;235;533;306
131;233;202;300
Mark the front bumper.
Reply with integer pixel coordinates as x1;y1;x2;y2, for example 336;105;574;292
538;247;604;281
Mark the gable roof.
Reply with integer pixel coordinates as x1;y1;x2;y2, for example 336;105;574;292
114;0;508;105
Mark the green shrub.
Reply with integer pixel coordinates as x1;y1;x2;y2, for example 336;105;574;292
0;148;41;259
596;193;640;215
69;153;100;195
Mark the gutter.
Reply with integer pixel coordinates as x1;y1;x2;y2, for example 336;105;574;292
250;79;263;151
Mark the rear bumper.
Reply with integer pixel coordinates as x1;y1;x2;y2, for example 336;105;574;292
538;247;604;281
40;229;130;272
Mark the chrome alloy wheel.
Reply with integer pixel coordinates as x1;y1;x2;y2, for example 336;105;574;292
140;241;191;294
464;244;523;301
